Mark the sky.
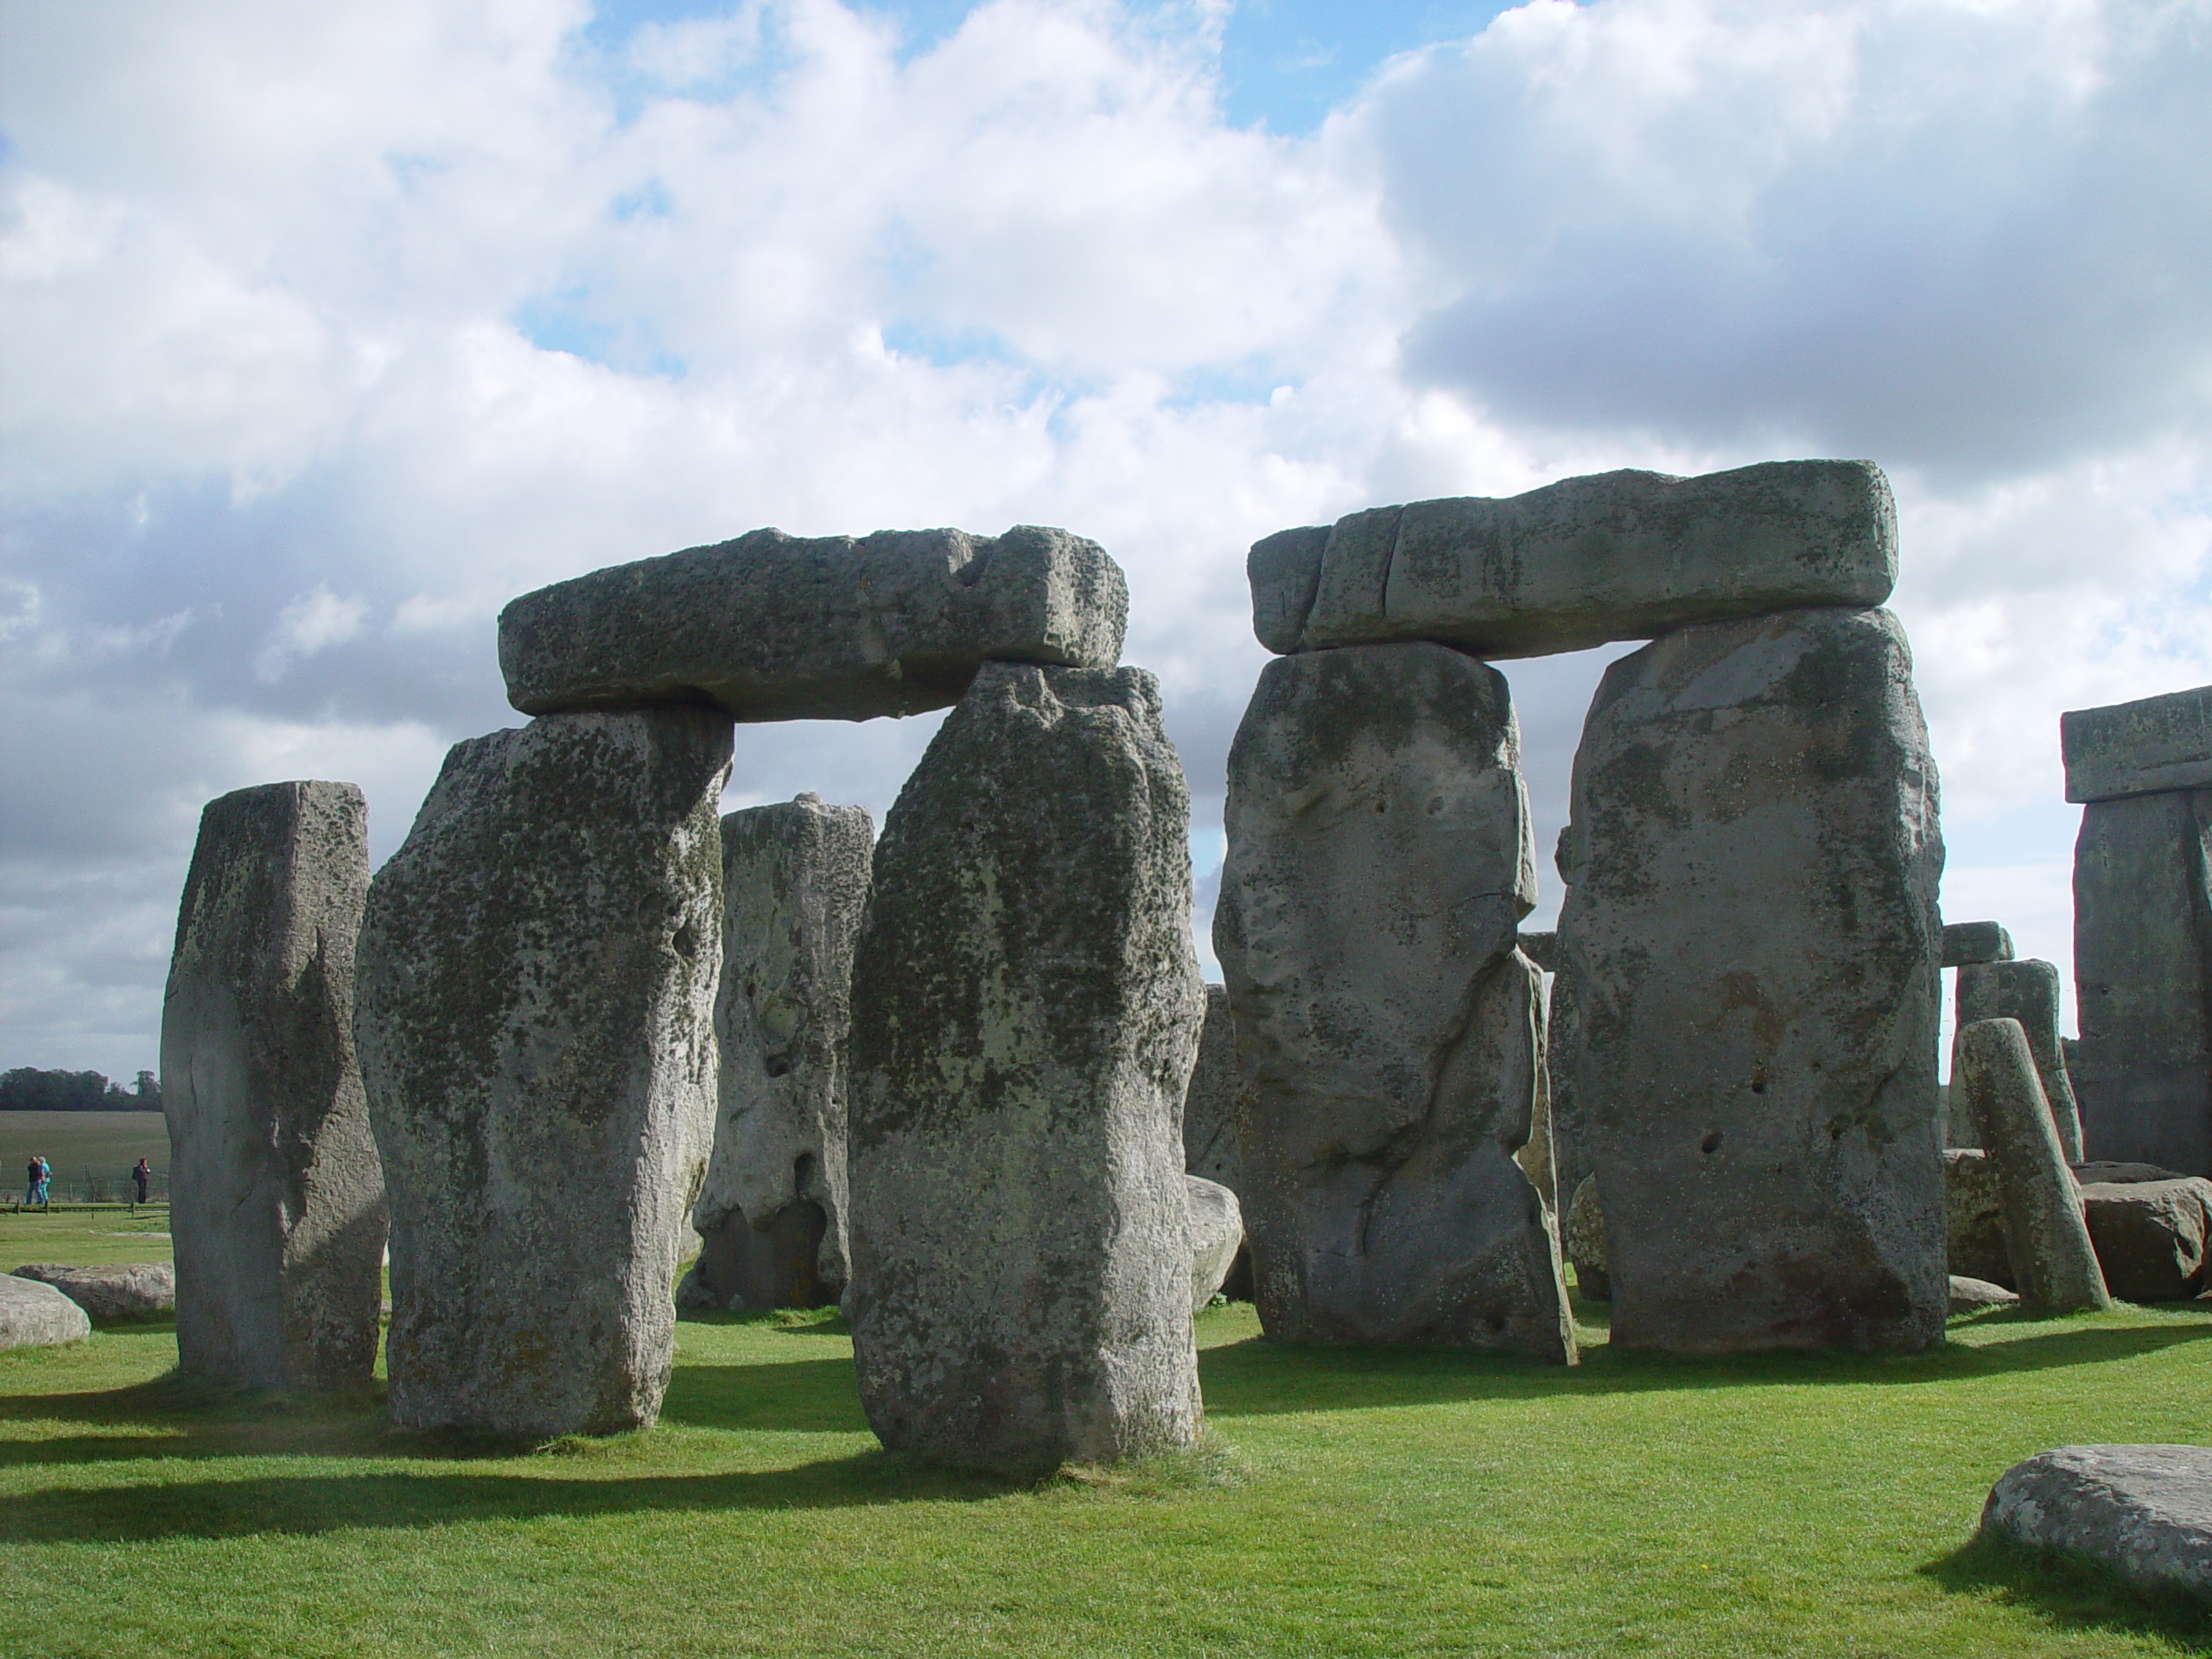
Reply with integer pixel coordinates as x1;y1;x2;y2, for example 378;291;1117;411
3;0;2209;1079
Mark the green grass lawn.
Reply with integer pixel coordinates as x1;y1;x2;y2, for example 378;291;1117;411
3;1265;2209;1657
2;1109;169;1188
0;1206;172;1272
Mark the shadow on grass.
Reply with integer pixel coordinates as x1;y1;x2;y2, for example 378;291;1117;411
1924;1528;2212;1647
658;1356;868;1433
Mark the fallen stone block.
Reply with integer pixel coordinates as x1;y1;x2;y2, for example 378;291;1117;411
12;1262;174;1321
501;525;1126;722
2081;1178;2212;1302
1941;920;2013;967
1216;641;1572;1357
2063;684;2212;804
1945;1148;2014;1289
0;1275;90;1351
1954;958;2082;1162
356;709;730;1437
162;780;385;1391
1248;460;1894;658
1948;1274;2018;1313
1957;1019;2111;1312
1982;1445;2212;1602
848;664;1205;1471
1186;1176;1244;1313
1560;606;1946;1353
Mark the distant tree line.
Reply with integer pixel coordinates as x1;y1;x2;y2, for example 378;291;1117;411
0;1067;162;1111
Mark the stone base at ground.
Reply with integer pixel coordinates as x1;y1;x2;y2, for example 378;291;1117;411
0;1275;91;1350
12;1262;174;1320
677;1201;832;1311
1948;1275;2018;1313
1982;1445;2212;1602
2080;1179;2212;1302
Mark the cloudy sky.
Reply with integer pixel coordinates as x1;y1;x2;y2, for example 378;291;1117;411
3;0;2209;1078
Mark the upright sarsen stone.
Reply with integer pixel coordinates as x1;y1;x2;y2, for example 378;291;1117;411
356;710;729;1437
681;795;872;1312
1956;1019;2109;1312
162;781;384;1390
1215;642;1573;1358
847;664;1205;1471
1559;607;1946;1353
1952;958;2082;1162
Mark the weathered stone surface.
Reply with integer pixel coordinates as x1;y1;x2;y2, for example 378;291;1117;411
1944;1148;2014;1289
1565;1176;1610;1301
1516;1033;1558;1214
12;1262;174;1321
2076;1161;2190;1185
1954;959;2082;1162
1516;930;1559;973
1948;1274;2018;1313
356;709;730;1437
2081;1179;2212;1302
847;663;1205;1471
2063;685;2212;804
1249;461;1894;659
1558;607;1946;1353
1957;1019;2111;1312
162;780;385;1391
0;1275;91;1350
1942;920;2014;967
2072;789;2212;1177
1216;642;1573;1357
679;794;871;1313
1544;931;1593;1222
1186;1176;1244;1313
501;525;1127;722
1180;985;1246;1196
1982;1446;2212;1602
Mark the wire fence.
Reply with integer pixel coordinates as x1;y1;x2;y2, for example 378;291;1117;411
8;1166;171;1210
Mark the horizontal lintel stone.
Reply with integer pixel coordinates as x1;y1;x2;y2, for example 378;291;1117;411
1941;920;2014;967
2061;684;2212;804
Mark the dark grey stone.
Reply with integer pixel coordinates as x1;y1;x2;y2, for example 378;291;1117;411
1944;1148;2013;1289
12;1262;174;1320
2063;685;2212;804
1982;1446;2212;1601
356;709;731;1436
1516;930;1560;973
2080;1178;2212;1302
1559;607;1946;1353
1564;1175;1609;1302
2072;789;2212;1177
1215;642;1573;1357
1249;461;1894;658
162;780;385;1391
681;795;872;1313
1181;984;1246;1196
501;525;1126;721
1956;1019;2111;1312
847;664;1205;1471
1953;958;2082;1163
2075;1161;2190;1185
1941;920;2014;967
0;1276;88;1351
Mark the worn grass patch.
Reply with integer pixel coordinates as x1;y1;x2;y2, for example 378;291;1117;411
2;1292;2209;1656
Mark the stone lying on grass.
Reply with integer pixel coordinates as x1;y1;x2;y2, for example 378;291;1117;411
2079;1179;2212;1303
0;1275;90;1350
500;525;1127;722
1248;460;1894;658
1941;921;2013;967
1982;1445;2212;1602
1565;1176;1609;1302
1948;1275;2018;1313
1186;1176;1243;1313
1944;1149;2013;1289
12;1262;174;1320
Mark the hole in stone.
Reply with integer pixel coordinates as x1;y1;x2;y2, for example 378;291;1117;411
671;924;699;959
1375;799;1387;813
765;1057;792;1079
794;1151;817;1192
1700;1130;1723;1154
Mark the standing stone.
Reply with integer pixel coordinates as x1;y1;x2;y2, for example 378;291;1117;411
2071;787;2212;1176
1955;1019;2110;1312
1943;1149;2013;1289
1559;607;1946;1353
847;664;1205;1471
680;795;872;1313
1179;984;1251;1300
1952;958;2082;1162
162;781;385;1390
1564;1176;1610;1302
1216;642;1573;1358
356;710;729;1437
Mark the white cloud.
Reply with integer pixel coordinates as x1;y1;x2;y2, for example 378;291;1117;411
252;587;370;683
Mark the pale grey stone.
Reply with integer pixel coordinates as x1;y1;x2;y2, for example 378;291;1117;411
501;525;1126;721
1559;607;1946;1353
1941;920;2014;967
682;794;871;1313
1982;1446;2212;1602
12;1262;174;1320
2063;684;2212;803
0;1275;89;1351
1957;1018;2111;1312
1564;1175;1609;1302
1516;1032;1558;1215
1953;959;2082;1163
1186;1175;1244;1313
356;709;730;1437
2080;1179;2212;1302
2072;789;2212;1177
1948;1274;2018;1313
1217;641;1573;1357
162;780;385;1391
1944;1148;2013;1290
1250;461;1894;658
847;664;1205;1471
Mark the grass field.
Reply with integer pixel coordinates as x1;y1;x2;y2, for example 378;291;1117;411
3;1217;2209;1659
1;1109;168;1185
